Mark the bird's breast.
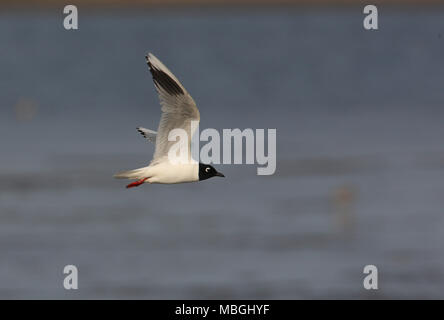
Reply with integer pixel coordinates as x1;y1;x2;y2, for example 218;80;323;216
148;162;199;184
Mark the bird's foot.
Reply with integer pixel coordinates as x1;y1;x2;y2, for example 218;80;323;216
126;178;148;189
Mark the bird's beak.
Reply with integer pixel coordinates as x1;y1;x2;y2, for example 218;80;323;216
215;172;225;177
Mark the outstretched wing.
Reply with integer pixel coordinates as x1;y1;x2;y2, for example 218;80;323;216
136;127;157;144
145;53;200;162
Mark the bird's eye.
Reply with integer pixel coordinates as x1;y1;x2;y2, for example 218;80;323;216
205;167;210;173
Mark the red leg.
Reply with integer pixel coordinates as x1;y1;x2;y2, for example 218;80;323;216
126;177;148;189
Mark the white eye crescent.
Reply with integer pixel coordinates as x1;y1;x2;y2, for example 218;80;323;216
205;167;210;173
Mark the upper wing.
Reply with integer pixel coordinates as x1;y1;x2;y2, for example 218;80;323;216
145;53;200;162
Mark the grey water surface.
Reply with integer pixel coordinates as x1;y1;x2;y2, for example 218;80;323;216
1;6;444;298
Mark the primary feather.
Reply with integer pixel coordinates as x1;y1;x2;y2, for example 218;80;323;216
136;127;157;143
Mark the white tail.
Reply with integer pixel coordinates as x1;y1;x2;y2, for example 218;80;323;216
114;167;148;180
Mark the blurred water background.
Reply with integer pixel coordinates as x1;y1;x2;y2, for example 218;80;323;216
1;5;444;299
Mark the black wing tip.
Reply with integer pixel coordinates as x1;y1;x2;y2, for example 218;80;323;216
145;55;184;96
136;127;146;137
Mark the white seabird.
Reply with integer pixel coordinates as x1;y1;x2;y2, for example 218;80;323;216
114;53;224;188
